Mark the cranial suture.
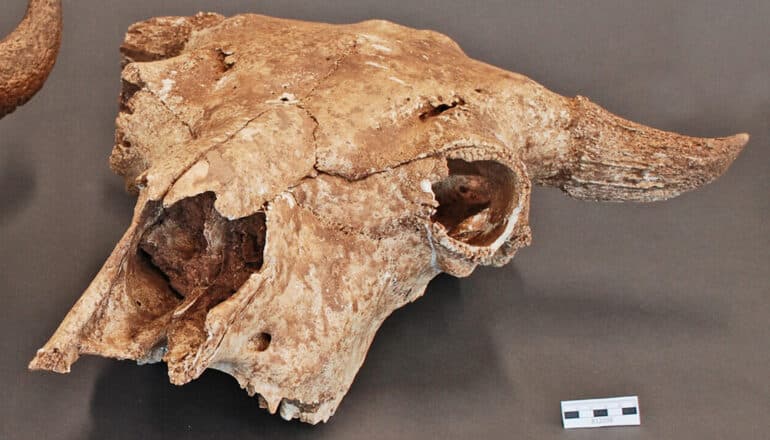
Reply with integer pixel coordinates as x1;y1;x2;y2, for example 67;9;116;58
29;12;748;423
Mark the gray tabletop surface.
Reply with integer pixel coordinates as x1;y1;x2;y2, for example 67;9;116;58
1;1;768;439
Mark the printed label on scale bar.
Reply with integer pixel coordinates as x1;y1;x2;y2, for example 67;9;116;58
561;395;640;429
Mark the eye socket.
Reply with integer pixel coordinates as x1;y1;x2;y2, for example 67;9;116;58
430;159;517;247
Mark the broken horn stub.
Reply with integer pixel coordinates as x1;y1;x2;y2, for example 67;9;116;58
119;12;225;66
543;96;749;202
427;145;531;276
0;0;62;119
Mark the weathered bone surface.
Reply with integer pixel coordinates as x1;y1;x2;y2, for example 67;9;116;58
0;0;62;118
29;13;748;423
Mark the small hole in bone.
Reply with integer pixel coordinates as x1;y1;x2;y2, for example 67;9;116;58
431;159;517;246
418;97;465;121
251;332;272;351
119;80;141;114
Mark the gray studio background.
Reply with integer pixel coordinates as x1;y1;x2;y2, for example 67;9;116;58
1;1;768;439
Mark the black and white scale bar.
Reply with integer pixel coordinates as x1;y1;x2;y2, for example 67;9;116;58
560;396;640;429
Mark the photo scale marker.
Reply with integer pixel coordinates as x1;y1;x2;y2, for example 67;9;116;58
561;396;640;429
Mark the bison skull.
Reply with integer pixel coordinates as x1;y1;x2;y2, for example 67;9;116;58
29;13;748;423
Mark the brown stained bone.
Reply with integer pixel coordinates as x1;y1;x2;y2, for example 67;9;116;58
0;0;62;118
30;13;749;424
137;192;267;381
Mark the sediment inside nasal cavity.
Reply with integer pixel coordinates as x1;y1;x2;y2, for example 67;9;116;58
137;192;266;373
139;192;266;299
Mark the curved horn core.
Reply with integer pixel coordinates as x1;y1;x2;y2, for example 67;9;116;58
543;96;750;201
0;0;62;118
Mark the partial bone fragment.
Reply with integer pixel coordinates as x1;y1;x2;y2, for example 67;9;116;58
0;0;62;118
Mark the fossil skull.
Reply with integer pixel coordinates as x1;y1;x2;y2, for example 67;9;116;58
29;13;748;423
0;0;61;119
